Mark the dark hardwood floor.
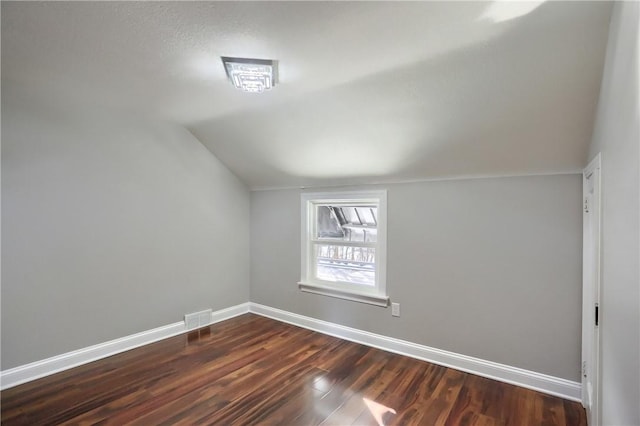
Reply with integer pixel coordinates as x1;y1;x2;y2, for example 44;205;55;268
1;314;586;425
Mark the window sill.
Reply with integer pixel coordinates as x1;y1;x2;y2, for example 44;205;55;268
297;282;389;307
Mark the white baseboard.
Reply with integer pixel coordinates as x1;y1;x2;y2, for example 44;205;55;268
210;303;250;325
0;302;250;390
1;301;581;402
249;303;582;402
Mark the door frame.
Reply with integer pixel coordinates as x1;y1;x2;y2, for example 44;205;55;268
582;153;601;425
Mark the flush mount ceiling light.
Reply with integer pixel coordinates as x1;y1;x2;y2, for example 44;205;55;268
221;57;277;93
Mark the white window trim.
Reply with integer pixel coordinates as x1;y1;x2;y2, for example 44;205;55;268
298;190;389;307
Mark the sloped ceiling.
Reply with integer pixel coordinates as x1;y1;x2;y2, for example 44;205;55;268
2;1;612;189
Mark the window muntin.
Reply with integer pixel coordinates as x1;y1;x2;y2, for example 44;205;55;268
300;191;387;306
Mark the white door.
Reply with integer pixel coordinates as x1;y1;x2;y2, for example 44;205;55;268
582;153;601;425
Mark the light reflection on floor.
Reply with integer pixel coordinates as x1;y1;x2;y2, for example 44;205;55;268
310;374;397;425
363;397;397;426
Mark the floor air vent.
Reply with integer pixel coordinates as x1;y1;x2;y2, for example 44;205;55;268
184;309;213;331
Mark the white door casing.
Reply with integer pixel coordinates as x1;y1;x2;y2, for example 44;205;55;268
582;153;601;426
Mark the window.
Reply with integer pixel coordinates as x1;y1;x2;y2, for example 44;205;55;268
299;191;388;306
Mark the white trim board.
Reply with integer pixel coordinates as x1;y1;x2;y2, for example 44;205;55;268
0;303;250;390
250;171;582;191
249;303;582;402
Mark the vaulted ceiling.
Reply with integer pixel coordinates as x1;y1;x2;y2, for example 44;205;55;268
2;1;612;189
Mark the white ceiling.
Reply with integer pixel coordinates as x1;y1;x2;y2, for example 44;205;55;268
2;1;612;189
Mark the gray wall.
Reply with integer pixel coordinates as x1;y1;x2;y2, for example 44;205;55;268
251;175;583;381
1;96;250;370
588;2;640;424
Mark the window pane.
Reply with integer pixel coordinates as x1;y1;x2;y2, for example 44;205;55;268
356;207;376;225
342;207;360;225
315;244;375;286
341;227;377;243
316;206;345;239
316;205;377;243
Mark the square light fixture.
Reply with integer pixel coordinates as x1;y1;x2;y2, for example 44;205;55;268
221;57;277;93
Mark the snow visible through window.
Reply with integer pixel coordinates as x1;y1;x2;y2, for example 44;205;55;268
315;206;377;286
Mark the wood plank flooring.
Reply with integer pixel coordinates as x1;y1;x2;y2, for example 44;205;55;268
1;314;586;425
